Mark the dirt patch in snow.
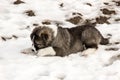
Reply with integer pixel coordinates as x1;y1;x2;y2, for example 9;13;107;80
13;0;25;5
24;10;36;17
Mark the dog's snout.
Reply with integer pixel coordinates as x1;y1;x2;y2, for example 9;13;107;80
33;44;39;51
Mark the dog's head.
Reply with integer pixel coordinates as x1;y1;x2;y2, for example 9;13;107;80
30;26;57;51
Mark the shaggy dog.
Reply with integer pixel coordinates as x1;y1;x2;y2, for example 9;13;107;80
30;25;109;57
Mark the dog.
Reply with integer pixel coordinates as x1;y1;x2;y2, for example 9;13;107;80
30;25;109;57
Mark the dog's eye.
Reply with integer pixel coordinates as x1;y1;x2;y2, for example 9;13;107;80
41;33;48;41
35;34;39;37
34;34;41;40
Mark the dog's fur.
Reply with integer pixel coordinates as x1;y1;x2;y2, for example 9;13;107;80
31;25;109;57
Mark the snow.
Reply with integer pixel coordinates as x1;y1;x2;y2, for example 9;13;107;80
0;0;120;80
46;25;58;37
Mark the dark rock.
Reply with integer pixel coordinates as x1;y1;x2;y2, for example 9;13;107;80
107;42;120;46
107;34;112;37
59;3;64;7
115;18;120;22
42;20;51;25
33;23;39;26
13;0;25;5
113;1;120;6
12;35;18;39
72;12;83;16
66;16;83;25
95;16;110;24
101;8;116;15
25;26;30;29
104;3;109;5
86;3;92;6
105;47;119;51
25;10;35;16
106;43;112;46
116;1;120;6
1;37;6;41
85;19;96;26
114;42;120;45
1;36;12;41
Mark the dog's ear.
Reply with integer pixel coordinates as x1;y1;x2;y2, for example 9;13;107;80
30;27;41;40
41;33;49;41
30;28;37;40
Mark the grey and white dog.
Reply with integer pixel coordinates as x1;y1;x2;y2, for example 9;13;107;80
30;25;109;57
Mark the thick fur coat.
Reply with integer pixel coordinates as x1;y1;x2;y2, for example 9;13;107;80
31;25;109;57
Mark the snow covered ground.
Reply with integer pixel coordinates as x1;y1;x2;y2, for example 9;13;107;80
0;0;120;80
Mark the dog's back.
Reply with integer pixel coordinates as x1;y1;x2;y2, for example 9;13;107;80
53;25;109;56
52;27;84;56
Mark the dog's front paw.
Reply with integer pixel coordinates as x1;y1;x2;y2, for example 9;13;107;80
37;47;56;56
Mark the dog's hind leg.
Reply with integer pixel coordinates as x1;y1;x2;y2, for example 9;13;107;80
81;43;97;56
80;27;101;56
85;43;98;49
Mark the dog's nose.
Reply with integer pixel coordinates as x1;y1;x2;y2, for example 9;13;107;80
34;45;39;51
32;43;39;51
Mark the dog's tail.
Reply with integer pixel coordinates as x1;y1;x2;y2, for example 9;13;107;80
100;37;109;45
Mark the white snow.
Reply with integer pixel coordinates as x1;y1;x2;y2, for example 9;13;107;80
46;25;58;37
0;0;120;80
